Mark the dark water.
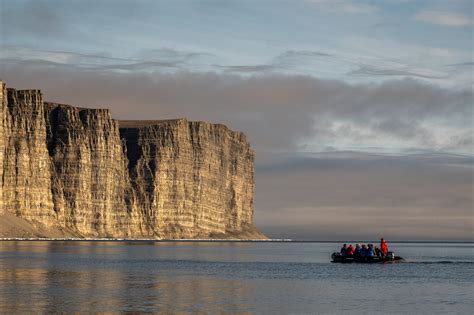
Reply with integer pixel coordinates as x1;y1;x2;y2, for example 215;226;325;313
0;241;473;314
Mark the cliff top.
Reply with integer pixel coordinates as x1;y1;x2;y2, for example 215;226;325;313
119;119;183;128
45;102;102;112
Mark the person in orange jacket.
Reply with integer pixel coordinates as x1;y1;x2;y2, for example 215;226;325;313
380;238;388;256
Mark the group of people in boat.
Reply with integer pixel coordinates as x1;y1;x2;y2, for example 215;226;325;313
340;238;389;258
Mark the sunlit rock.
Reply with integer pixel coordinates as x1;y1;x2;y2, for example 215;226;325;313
0;80;265;239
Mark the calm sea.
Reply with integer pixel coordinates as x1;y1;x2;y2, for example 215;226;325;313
0;241;472;314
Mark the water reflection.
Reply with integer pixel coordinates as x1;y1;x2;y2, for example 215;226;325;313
0;241;255;313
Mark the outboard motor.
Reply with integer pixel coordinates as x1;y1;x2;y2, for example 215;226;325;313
386;251;395;261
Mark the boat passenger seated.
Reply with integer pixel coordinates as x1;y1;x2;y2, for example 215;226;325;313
354;244;361;257
375;246;381;257
340;244;348;256
367;244;375;258
360;245;367;257
346;244;355;256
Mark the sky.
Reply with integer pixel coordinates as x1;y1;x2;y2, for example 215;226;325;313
1;0;473;240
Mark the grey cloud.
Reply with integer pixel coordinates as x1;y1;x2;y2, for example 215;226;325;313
0;0;64;38
0;1;171;48
374;118;435;144
277;50;333;59
217;50;453;86
1;58;181;74
1;58;69;68
446;62;474;67
216;64;278;73
350;65;447;80
132;48;213;62
371;22;401;29
1;59;471;153
446;131;474;151
1;47;215;72
55;52;134;65
1;47;135;63
214;50;334;74
272;50;335;69
97;61;183;71
254;152;473;240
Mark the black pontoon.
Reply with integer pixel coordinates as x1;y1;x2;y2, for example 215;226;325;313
331;252;404;263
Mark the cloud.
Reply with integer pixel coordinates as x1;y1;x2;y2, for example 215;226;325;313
255;152;474;240
2;43;471;89
0;0;64;38
446;62;474;67
273;50;334;66
414;10;472;27
215;50;334;74
338;2;378;14
350;65;447;80
306;0;378;14
98;61;182;71
0;46;214;73
131;48;213;63
1;59;472;154
210;46;470;89
280;50;333;58
0;47;135;65
215;64;278;73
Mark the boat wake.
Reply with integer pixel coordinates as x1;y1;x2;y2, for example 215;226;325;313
405;260;474;265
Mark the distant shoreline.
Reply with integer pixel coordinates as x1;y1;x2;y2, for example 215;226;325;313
0;238;472;244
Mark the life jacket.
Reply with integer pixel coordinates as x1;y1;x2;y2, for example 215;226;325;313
381;241;388;254
346;246;354;256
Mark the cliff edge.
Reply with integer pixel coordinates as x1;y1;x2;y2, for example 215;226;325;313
0;80;265;239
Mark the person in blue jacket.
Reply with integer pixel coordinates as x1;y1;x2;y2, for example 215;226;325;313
354;244;361;257
360;244;367;257
340;244;348;256
367;244;375;257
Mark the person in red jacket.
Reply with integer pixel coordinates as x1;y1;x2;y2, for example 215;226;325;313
380;238;388;256
346;244;355;256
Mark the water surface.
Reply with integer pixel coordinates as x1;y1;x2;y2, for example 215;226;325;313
0;241;472;313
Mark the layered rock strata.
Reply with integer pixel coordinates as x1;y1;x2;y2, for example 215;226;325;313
0;80;264;239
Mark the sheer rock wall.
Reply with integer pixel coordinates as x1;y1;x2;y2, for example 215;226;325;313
0;81;264;239
120;119;255;238
0;82;5;215
1;83;54;223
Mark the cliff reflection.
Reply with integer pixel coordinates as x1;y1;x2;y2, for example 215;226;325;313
0;241;254;313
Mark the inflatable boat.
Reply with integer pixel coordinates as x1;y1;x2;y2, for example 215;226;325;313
331;252;404;263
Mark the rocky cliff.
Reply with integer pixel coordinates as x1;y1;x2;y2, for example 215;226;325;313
0;81;265;239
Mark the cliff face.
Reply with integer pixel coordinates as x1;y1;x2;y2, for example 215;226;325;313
120;119;255;238
0;81;264;239
45;103;139;237
1;84;54;223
